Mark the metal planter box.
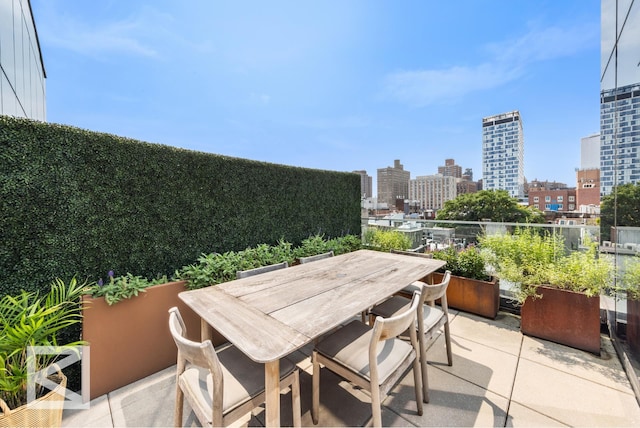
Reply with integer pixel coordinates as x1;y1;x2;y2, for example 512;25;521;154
433;272;500;319
520;285;601;354
82;281;214;399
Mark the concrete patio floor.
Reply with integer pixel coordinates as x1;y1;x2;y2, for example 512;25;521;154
62;310;640;427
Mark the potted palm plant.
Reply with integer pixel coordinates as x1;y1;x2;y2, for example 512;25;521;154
431;245;500;319
0;278;87;427
480;229;613;354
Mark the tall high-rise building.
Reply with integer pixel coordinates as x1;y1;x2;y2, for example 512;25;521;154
581;134;600;170
0;0;46;120
438;159;462;178
377;160;410;208
600;83;640;195
482;111;525;199
409;174;457;211
600;0;640;196
353;170;373;198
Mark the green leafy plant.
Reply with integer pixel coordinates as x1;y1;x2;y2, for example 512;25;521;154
294;234;334;259
432;246;491;281
480;229;613;303
88;271;169;305
362;228;412;252
621;255;640;300
177;235;361;290
177;240;296;290
294;234;362;259
0;278;88;410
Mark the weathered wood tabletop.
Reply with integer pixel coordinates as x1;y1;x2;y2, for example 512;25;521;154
179;249;445;427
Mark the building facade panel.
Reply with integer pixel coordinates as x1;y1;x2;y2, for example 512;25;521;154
0;0;46;121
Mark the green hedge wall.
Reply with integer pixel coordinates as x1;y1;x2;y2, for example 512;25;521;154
0;116;361;296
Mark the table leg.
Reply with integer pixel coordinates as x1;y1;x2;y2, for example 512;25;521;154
265;360;281;427
200;318;213;342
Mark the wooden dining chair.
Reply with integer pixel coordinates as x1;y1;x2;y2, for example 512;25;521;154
236;261;288;279
168;307;302;427
299;250;334;264
311;291;423;427
368;271;452;403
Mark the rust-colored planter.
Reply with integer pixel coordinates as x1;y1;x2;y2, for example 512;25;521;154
433;272;500;319
82;281;223;399
627;293;640;356
520;286;601;354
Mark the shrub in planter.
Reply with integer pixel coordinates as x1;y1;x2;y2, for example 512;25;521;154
480;229;613;353
432;246;491;282
87;271;170;305
362;229;411;252
176;240;296;290
432;246;500;319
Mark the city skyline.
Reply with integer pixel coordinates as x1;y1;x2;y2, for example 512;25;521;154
32;1;600;187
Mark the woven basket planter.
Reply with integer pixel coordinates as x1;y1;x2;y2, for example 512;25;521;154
0;373;66;428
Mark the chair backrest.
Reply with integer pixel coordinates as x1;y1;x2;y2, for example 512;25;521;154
390;249;433;259
299;251;334;264
168;307;223;380
371;291;421;343
236;261;288;279
419;270;451;304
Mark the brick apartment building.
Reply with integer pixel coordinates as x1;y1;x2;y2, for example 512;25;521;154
528;180;577;212
576;168;600;208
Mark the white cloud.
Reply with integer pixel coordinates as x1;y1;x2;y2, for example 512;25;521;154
384;63;523;107
384;22;598;107
34;4;193;61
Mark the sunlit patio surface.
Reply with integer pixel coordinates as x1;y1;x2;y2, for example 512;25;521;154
62;309;640;427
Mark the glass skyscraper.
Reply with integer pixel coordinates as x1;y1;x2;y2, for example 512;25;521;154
600;0;639;196
482;111;525;199
600;83;640;195
0;0;46;121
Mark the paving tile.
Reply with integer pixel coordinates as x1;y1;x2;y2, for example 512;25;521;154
255;368;373;427
108;367;176;427
385;364;509;427
62;394;113;427
449;312;523;356
511;358;640;427
427;333;519;399
505;401;569;427
520;335;635;394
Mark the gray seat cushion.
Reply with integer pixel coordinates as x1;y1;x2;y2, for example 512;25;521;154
314;320;413;384
371;296;445;331
401;281;425;295
180;345;296;418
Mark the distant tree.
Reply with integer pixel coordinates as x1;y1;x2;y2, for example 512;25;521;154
600;183;640;241
436;190;545;223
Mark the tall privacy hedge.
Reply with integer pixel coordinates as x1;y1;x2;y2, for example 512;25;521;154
0;116;361;296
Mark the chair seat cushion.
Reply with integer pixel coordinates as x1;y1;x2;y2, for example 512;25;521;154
180;345;296;418
400;281;425;295
371;296;445;331
314;320;413;384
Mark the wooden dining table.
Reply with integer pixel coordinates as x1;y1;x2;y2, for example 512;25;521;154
179;249;446;427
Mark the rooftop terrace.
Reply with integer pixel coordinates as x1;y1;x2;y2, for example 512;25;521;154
62;309;640;427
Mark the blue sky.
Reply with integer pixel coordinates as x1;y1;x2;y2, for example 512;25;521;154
31;1;601;190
